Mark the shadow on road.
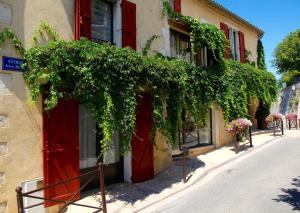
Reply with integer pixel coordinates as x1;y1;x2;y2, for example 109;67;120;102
273;177;300;211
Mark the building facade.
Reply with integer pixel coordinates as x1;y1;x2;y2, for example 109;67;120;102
0;0;263;212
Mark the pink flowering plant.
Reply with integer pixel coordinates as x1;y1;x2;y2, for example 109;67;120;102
225;118;253;135
270;113;284;121
286;113;297;121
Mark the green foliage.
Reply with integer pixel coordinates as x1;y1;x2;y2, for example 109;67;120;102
19;11;277;154
219;61;277;121
142;35;160;55
273;29;300;73
162;0;226;63
0;28;24;55
257;39;266;70
280;70;300;86
23;39;277;154
245;50;255;67
32;21;60;46
23;39;216;153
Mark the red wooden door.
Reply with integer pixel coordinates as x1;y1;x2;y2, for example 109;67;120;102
131;93;154;183
43;99;80;207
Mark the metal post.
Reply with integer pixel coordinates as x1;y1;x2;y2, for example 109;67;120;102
99;163;107;213
289;120;291;130
182;145;187;183
249;127;253;147
281;120;284;135
16;187;24;213
273;121;275;136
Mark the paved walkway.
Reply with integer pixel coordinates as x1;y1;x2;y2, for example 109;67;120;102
66;130;291;213
145;130;300;213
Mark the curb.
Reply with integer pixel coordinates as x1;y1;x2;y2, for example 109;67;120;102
133;135;284;212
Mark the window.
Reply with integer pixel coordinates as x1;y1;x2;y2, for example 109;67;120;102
92;0;113;43
170;30;207;66
228;27;240;61
79;105;120;169
179;110;213;148
79;105;97;169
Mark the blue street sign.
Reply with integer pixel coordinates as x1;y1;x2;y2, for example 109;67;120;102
2;56;24;72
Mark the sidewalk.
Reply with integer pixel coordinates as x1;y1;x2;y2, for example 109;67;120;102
66;130;293;213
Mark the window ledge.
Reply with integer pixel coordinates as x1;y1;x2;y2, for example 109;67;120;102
188;144;216;157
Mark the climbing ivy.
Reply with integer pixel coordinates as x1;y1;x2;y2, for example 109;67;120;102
0;28;25;55
162;0;226;63
32;21;60;46
219;61;277;121
142;35;160;55
0;18;276;154
23;39;277;153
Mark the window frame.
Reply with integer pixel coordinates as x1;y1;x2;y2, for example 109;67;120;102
91;0;114;43
228;27;241;61
178;109;213;149
169;29;208;67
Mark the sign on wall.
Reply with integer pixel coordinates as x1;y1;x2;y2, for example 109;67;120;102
2;56;24;72
0;2;12;25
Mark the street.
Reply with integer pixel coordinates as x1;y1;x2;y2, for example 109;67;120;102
147;132;300;213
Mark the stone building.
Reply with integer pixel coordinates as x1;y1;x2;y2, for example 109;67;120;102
0;0;263;212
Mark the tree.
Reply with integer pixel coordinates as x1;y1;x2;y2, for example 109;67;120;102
257;39;266;70
273;29;300;73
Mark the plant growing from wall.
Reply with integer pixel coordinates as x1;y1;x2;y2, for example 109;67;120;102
142;35;160;55
162;0;226;64
0;17;276;155
32;21;60;46
0;28;24;55
23;38;277;154
245;50;255;67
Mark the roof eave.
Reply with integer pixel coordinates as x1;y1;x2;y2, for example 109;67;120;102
208;0;264;38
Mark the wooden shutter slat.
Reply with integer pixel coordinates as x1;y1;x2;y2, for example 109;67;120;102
174;0;181;13
239;31;246;63
122;0;137;50
75;0;92;40
220;22;230;59
43;98;80;207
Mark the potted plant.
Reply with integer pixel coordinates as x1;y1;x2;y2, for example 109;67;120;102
226;118;253;153
286;113;297;129
270;112;284;121
286;113;297;121
255;101;270;129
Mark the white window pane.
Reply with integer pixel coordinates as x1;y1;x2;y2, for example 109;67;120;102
79;105;97;169
229;28;235;60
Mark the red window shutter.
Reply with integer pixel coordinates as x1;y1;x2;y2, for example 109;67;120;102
122;0;137;50
43;98;80;207
238;31;246;63
174;0;181;13
75;0;91;40
220;22;230;59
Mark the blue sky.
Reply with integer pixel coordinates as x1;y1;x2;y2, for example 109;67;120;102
214;0;300;79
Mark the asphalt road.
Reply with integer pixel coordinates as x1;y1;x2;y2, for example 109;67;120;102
148;133;300;213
